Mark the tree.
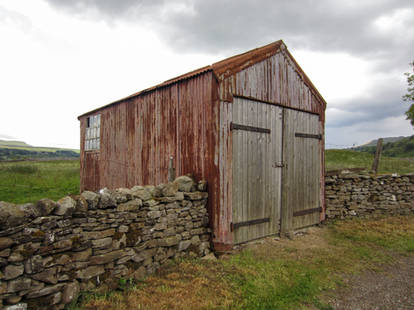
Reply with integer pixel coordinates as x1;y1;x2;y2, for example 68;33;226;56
403;61;414;127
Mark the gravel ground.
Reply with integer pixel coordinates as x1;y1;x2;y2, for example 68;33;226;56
327;256;414;310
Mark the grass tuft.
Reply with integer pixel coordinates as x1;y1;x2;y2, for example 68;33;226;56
2;164;40;174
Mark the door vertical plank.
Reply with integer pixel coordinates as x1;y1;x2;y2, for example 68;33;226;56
232;100;240;243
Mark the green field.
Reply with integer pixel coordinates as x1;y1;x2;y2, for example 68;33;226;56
0;160;80;204
325;149;414;174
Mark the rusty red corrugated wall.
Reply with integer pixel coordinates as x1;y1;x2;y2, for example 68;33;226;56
79;71;222;241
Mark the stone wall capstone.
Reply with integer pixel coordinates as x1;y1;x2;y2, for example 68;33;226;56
0;176;211;310
325;173;414;219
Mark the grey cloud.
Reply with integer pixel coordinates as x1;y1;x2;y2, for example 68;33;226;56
327;82;409;128
326;116;412;148
324;77;413;147
43;0;166;18
43;0;414;62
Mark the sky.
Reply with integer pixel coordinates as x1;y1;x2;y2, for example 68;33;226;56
0;0;413;149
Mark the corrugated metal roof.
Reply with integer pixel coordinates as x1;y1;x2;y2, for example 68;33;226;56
78;40;325;119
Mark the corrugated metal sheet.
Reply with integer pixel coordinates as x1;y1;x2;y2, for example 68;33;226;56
81;71;218;188
221;51;325;115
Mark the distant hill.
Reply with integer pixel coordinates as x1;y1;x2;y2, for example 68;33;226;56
0;139;79;161
0;140;32;148
359;136;407;147
352;135;414;158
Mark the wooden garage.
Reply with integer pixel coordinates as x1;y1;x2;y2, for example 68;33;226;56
78;40;326;250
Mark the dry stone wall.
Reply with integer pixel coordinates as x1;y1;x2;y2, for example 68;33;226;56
0;176;211;310
325;173;414;219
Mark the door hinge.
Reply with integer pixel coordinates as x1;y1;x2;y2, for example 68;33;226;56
272;162;285;168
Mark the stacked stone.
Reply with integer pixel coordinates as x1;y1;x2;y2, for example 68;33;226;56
0;176;210;310
325;173;414;219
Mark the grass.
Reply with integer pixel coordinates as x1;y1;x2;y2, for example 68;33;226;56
0;160;80;204
325;149;414;174
70;215;414;310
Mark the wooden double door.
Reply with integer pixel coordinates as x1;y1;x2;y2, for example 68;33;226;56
231;97;321;244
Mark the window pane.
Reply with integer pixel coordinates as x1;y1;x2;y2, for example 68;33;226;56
85;114;101;151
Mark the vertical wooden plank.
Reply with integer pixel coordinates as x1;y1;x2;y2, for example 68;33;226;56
269;105;277;234
249;99;258;240
241;99;248;242
263;103;270;236
274;105;283;234
232;99;241;243
281;108;293;235
218;98;233;246
257;101;264;239
241;98;248;242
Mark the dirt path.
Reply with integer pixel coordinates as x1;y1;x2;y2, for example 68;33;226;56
327;255;414;310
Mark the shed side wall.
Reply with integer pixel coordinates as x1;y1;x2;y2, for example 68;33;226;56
79;73;220;227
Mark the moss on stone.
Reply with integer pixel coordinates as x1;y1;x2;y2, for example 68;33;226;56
71;235;83;249
126;229;141;247
113;231;123;241
31;230;46;238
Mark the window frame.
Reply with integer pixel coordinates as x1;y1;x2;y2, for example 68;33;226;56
85;114;101;152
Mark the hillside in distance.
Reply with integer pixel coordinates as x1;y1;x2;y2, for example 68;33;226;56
359;136;407;147
0;139;79;161
352;135;414;158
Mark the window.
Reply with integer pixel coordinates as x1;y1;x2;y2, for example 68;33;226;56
85;114;100;151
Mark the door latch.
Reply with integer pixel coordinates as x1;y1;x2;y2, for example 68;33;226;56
272;162;285;168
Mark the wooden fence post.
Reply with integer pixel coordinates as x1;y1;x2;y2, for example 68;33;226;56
371;138;383;174
167;156;176;182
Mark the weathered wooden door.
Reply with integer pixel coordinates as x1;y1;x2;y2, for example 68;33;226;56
281;109;321;232
232;97;283;244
